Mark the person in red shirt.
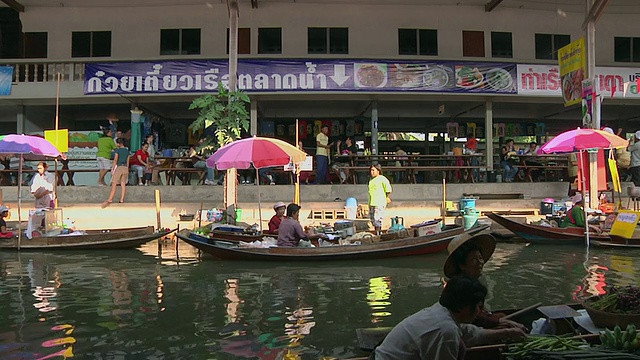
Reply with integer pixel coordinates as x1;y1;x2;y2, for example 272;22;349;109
0;205;14;238
267;202;286;234
130;143;151;186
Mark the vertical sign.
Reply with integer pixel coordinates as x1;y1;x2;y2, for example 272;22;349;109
0;66;14;95
558;38;586;107
582;78;594;128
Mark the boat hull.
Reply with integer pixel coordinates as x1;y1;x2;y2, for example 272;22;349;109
176;224;489;261
486;213;608;244
0;226;175;250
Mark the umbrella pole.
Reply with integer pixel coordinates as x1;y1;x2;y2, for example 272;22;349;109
578;151;589;247
256;168;263;232
54;158;58;208
17;155;23;250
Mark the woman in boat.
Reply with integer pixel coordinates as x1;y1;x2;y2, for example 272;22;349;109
267;201;286;234
560;193;585;228
0;205;14;238
30;162;55;209
372;276;525;360
443;233;527;331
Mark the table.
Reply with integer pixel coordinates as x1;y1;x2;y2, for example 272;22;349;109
154;156;204;185
57;158;97;186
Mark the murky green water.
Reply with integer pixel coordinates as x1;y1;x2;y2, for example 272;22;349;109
1;240;639;359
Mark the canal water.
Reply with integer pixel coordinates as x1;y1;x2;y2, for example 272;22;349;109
1;241;639;359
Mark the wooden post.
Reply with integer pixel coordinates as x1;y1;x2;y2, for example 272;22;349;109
54;72;61;208
294;118;300;204
155;189;161;231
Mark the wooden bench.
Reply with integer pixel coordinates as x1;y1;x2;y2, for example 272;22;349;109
55;169;99;186
158;167;207;185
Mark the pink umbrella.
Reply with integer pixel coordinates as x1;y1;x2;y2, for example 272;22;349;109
0;134;64;249
538;128;628;154
537;128;627;245
206;137;306;230
206;136;306;170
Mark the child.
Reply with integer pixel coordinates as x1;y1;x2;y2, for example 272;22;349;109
0;205;14;238
103;138;130;207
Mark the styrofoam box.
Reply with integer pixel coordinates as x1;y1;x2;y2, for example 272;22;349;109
416;223;441;237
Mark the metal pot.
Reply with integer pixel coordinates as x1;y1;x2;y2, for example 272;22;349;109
628;187;640;197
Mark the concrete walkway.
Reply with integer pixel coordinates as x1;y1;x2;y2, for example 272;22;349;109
0;181;619;231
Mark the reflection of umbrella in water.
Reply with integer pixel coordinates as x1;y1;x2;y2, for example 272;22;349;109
538;128;628;244
0;134;64;249
206;136;307;230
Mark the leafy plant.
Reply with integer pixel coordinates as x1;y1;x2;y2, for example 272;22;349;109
188;83;250;149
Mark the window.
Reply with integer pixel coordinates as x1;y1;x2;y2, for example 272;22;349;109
226;28;251;54
398;29;438;56
258;28;282;54
614;37;640;63
24;32;48;58
491;31;512;58
535;33;570;60
462;30;484;57
160;28;201;55
72;31;111;57
307;27;348;54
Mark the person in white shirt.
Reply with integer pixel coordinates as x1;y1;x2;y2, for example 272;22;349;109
30;162;55;208
373;276;525;360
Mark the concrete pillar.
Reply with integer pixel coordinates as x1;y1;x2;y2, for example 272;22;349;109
16;105;25;133
586;0;600;130
250;99;258;136
485;101;494;172
371;101;378;156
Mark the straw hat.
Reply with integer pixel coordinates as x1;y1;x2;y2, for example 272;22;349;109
273;201;286;210
106;113;119;122
443;232;496;278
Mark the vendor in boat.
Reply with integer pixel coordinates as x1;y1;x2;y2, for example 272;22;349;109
30;162;55;209
267;201;287;234
373;276;525;360
444;233;527;332
277;203;324;247
0;205;14;238
560;193;585;228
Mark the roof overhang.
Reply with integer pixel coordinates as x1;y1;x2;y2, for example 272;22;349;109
485;0;503;12
1;0;24;12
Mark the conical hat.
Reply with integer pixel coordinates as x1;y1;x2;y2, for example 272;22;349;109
443;232;496;278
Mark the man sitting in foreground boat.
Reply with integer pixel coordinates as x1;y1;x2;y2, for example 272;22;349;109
277;203;325;247
444;233;527;332
267;202;287;234
372;276;525;360
0;205;14;238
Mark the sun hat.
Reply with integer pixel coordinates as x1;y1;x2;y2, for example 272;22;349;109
0;205;9;213
635;130;640;140
273;201;286;210
443;232;496;278
572;193;583;205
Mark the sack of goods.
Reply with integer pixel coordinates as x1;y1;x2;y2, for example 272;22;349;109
33;187;49;199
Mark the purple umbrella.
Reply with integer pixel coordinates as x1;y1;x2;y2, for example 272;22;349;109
0;134;63;249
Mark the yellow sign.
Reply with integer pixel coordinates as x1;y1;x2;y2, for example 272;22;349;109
610;210;640;239
558;38;586;107
44;129;69;153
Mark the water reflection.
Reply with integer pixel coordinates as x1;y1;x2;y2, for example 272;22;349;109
1;244;640;358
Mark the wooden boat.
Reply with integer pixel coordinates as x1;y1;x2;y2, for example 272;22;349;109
354;303;596;360
486;212;609;244
175;224;489;261
0;226;176;250
592;235;640;248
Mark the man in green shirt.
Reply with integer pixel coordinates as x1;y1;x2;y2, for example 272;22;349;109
368;164;392;234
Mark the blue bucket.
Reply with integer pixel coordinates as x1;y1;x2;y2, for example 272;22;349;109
460;197;477;211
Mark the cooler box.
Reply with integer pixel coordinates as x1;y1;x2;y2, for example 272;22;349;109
552;202;565;214
411;220;441;237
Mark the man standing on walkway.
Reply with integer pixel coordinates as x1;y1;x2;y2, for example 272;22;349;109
315;125;333;184
368;164;392;235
